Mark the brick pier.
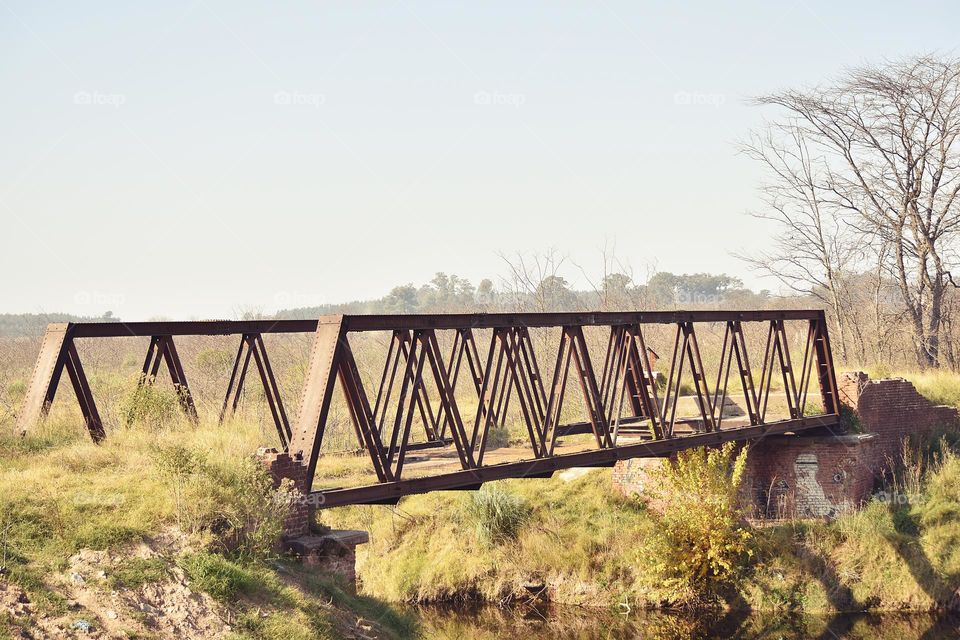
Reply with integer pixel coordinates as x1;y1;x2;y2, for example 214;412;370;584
612;372;960;520
257;448;369;591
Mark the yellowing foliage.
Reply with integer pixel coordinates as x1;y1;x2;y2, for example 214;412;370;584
643;442;753;604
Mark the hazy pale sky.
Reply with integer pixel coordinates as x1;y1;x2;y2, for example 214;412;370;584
2;1;957;319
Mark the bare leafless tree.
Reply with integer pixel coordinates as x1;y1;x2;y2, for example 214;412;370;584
738;122;863;361
575;241;649;311
497;248;575;313
753;55;960;367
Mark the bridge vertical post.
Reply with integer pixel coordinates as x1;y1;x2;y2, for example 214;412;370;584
15;323;106;442
290;316;346;489
812;311;841;416
15;323;71;435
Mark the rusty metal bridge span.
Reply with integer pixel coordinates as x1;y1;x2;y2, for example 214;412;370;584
17;310;840;508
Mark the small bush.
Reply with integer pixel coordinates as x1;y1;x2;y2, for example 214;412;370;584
643;442;752;604
839;403;861;433
463;485;530;546
178;552;255;601
153;445;296;557
485;425;511;449
153;444;203;528
193;457;296;558
124;380;179;429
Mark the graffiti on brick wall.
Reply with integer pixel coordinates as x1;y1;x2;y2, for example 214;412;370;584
793;452;854;519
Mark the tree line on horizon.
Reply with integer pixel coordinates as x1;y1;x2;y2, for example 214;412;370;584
274;268;777;318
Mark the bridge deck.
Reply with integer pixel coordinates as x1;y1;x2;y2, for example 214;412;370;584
310;414;838;508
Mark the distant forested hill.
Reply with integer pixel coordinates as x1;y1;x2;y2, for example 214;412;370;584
0;312;120;337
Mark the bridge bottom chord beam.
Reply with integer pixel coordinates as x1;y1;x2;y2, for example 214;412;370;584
311;414;839;508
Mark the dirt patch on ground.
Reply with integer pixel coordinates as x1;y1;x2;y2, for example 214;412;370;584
3;535;403;639
3;537;232;639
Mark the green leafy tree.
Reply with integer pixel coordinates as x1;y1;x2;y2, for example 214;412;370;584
383;284;419;314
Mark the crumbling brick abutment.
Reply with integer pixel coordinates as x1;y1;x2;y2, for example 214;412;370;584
612;372;960;520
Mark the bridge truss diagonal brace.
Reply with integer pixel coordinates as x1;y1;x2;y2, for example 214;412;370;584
599;324;665;442
373;330;441;447
15;323;105;442
220;333;293;450
133;335;198;423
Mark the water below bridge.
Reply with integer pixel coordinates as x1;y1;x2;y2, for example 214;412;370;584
403;603;960;639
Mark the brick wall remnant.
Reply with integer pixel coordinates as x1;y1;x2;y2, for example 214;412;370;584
255;448;370;592
842;373;959;466
743;434;876;519
286;530;370;592
612;371;960;520
256;447;310;540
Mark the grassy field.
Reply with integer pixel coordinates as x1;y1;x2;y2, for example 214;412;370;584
0;412;416;640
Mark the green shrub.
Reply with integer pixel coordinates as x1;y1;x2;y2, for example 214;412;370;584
178;552;255;601
839;403;861;433
124;380;179;429
192;457;295;558
463;485;530;546
643;442;752;604
153;445;295;558
485;425;511;449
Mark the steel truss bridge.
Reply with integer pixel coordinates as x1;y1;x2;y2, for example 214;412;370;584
17;311;840;508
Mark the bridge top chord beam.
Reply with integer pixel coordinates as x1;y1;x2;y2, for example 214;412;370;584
63;310;826;338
